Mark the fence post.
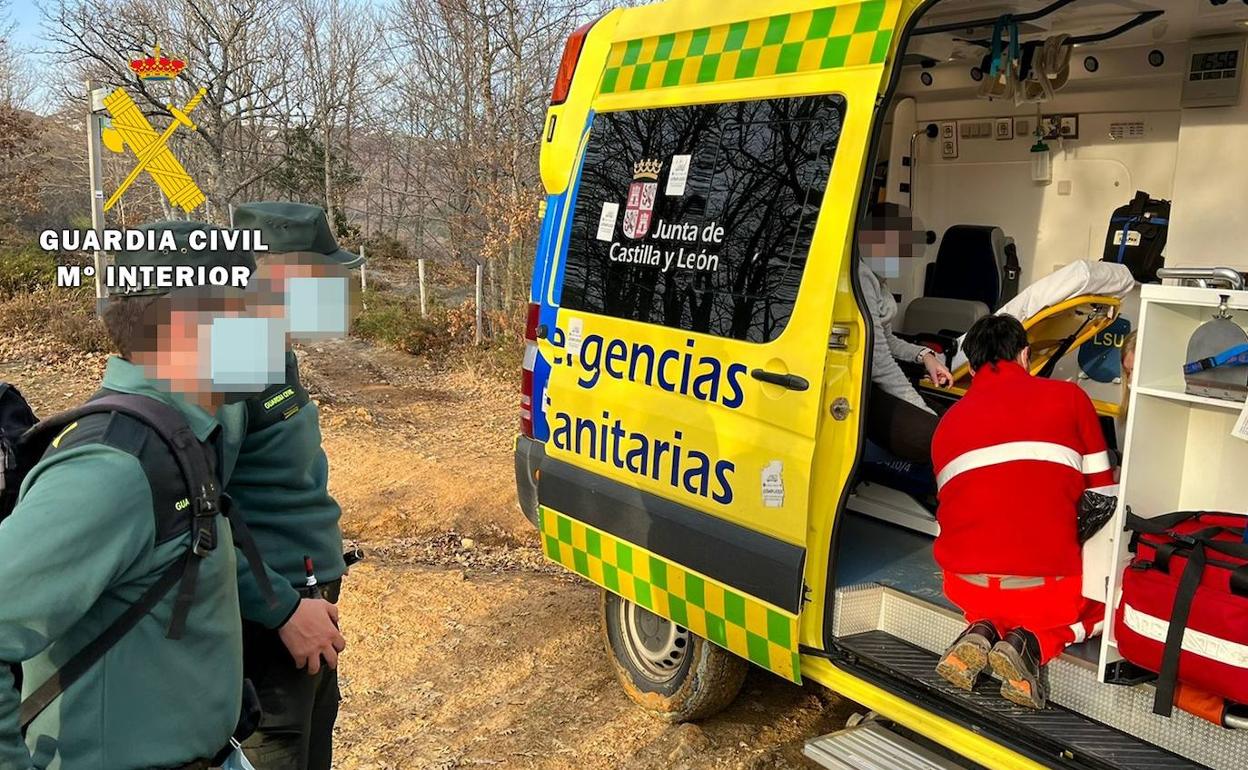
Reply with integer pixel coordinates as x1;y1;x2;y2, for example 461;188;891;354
359;244;367;310
418;258;427;318
475;262;484;346
86;80;108;304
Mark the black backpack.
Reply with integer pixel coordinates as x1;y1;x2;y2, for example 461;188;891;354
0;383;274;731
1102;190;1171;283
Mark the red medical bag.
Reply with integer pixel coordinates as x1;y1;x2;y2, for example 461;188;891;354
1115;510;1248;716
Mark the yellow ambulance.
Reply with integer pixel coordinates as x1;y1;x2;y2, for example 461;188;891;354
514;1;1248;767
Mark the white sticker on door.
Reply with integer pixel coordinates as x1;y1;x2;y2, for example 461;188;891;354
566;317;584;357
761;461;785;508
666;154;691;196
597;202;620;241
1232;399;1248;442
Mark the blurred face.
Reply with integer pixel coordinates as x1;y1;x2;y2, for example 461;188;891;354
858;209;922;278
249;252;359;345
137;289;286;406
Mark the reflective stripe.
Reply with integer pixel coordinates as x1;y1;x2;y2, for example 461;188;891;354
937;441;1083;490
955;573;1050;589
1083;451;1111;475
1070;621;1087;644
1070;619;1105;645
1121;604;1248;669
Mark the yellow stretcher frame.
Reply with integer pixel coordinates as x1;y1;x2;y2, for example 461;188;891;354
921;294;1124;417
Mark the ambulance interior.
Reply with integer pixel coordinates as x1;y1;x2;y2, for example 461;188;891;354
830;1;1248;766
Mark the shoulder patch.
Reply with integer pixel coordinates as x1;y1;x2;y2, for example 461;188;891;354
246;373;310;434
41;413;115;459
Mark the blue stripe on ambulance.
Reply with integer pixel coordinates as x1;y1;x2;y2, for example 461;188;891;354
528;110;596;442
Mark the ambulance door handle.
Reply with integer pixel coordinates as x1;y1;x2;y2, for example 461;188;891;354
750;369;809;392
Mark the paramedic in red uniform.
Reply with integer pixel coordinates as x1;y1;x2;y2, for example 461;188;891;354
932;314;1115;709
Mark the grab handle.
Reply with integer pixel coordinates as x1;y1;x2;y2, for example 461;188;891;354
750;369;809;392
1156;267;1244;291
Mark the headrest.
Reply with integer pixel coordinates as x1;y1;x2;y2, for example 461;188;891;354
900;296;990;337
929;225;1009;308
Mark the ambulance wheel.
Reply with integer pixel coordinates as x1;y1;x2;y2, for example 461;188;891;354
601;590;748;722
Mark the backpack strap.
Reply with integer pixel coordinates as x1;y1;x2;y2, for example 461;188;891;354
19;558;186;729
27;395;221;637
80;394;278;631
16;393;275;730
1124;507;1204;534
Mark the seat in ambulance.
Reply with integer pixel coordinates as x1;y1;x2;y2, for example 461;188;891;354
860;225;1021;504
899;224;1023;361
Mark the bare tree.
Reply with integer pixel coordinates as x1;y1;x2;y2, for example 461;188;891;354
44;0;293;219
21;0;610;331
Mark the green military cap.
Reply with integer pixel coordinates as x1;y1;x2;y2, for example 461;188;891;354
233;201;363;268
113;220;257;297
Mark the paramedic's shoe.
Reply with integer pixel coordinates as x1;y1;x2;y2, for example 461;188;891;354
989;628;1047;709
935;620;999;691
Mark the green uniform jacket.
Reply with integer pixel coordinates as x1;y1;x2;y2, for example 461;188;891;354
0;358;248;770
226;352;345;628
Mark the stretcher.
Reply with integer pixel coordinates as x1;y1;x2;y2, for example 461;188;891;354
922;294;1123;416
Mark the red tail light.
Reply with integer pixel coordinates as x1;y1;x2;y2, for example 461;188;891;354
521;302;541;436
551;20;597;105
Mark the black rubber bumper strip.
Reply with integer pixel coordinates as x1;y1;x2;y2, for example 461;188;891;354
537;458;806;614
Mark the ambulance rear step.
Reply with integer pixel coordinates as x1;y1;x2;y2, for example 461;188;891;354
833;586;1226;768
804;720;969;770
837;630;1201;769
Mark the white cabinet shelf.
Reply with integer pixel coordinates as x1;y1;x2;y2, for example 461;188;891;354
1093;283;1248;680
1134;385;1246;412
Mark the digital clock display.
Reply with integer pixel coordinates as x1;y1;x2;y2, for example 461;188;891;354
1192;50;1240;72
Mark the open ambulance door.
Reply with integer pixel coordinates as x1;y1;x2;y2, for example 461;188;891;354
533;0;915;686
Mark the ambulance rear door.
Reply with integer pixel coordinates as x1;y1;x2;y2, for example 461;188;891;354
535;0;914;683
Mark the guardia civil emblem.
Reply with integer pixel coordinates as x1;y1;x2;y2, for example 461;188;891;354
98;45;206;213
622;159;661;239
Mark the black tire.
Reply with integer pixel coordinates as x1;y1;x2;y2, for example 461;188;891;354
601;589;748;722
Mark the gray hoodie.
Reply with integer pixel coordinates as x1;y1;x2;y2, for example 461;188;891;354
858;262;935;415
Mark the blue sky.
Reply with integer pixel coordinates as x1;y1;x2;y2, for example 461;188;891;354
8;1;43;50
7;1;53;108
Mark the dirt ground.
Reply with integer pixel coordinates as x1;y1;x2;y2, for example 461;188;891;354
0;333;857;769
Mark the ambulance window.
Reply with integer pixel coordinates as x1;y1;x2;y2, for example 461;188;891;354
560;94;846;342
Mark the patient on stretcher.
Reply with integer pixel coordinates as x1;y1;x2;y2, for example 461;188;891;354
948;260;1136;371
858;260;1133;500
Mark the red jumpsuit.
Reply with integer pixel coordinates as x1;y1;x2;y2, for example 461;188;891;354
931;361;1115;663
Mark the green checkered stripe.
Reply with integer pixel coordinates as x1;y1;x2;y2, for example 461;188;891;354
599;0;898;95
540;506;801;682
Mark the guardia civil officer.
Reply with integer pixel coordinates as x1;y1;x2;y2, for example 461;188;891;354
226;201;362;770
0;223;270;769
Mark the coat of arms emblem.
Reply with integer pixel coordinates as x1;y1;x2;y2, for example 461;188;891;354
622;159;662;239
